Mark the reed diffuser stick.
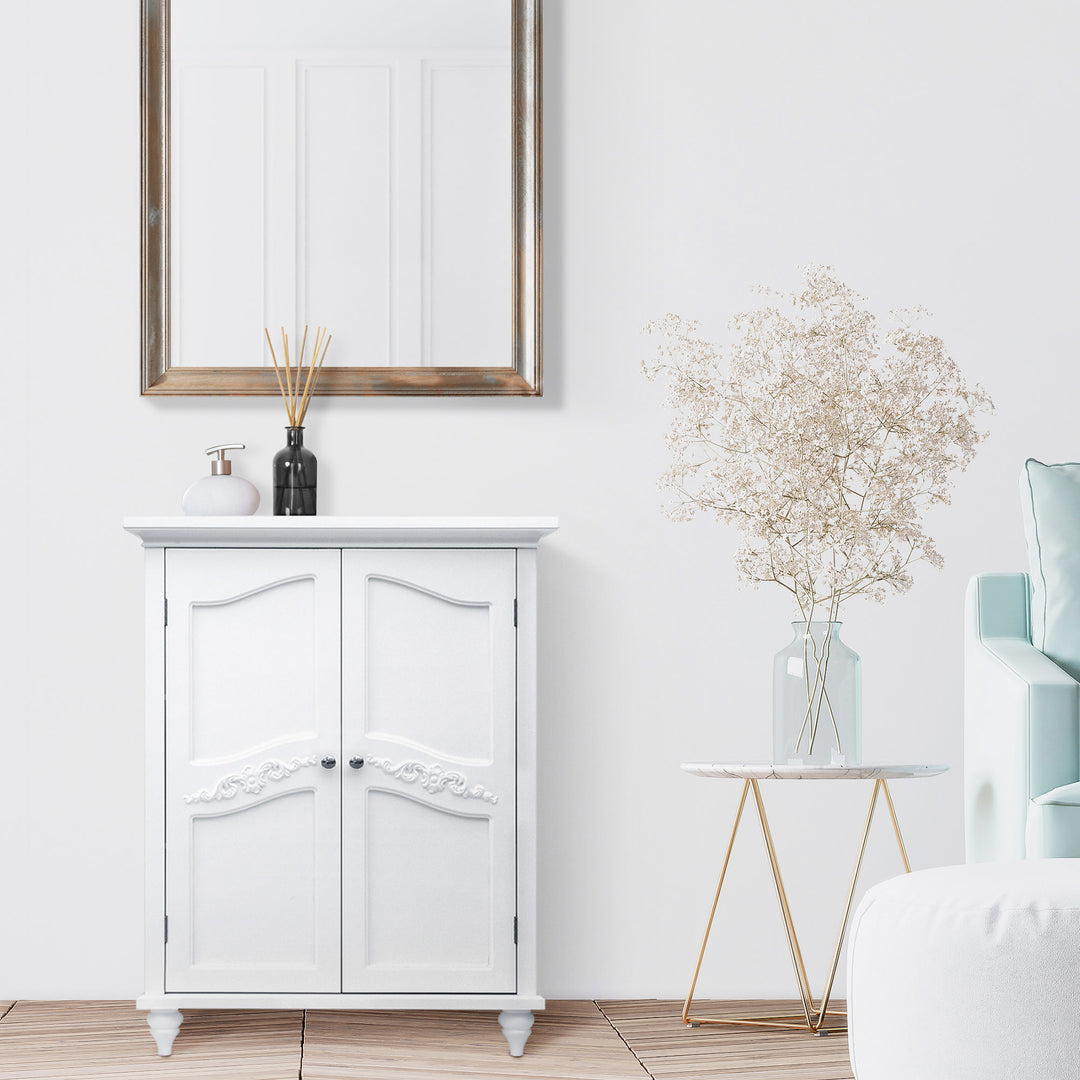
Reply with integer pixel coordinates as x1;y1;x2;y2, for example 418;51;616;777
295;328;322;428
281;328;295;425
297;332;331;426
264;328;289;407
264;325;332;427
295;325;309;422
297;329;326;426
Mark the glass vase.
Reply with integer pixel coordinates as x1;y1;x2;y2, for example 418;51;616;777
773;621;861;765
273;426;317;516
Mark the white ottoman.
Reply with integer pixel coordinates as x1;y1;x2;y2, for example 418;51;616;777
847;860;1080;1080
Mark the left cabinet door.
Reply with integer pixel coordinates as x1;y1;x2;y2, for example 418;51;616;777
164;548;342;993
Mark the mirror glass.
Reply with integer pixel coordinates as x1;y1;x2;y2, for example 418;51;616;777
141;0;541;395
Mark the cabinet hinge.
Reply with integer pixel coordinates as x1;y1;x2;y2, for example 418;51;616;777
164;599;168;627
513;599;518;628
513;915;518;945
164;916;168;944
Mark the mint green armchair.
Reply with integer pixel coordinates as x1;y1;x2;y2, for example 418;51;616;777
965;572;1080;860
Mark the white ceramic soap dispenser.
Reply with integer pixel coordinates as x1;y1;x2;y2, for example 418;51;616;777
182;443;261;515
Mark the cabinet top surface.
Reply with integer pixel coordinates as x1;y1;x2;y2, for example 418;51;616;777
123;516;559;548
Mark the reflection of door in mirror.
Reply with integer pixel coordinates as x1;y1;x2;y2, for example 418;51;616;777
172;0;510;372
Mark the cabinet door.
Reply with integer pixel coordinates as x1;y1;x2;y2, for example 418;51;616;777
164;548;341;993
341;549;517;992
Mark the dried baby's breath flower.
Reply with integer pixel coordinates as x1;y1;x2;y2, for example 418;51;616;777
643;265;994;624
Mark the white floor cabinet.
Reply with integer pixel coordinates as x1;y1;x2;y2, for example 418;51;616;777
124;518;557;1058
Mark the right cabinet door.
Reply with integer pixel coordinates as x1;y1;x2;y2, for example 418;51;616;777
341;549;518;993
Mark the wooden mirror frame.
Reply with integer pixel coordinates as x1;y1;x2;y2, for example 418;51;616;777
140;0;541;396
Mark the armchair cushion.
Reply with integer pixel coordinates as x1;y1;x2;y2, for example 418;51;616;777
1020;458;1080;682
1028;782;1080;858
1033;781;1080;806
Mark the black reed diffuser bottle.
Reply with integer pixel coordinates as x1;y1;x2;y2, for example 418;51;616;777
273;426;317;515
264;324;332;517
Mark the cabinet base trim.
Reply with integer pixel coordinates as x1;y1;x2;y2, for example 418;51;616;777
137;992;545;1011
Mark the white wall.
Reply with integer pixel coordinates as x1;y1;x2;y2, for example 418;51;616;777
2;0;1078;1000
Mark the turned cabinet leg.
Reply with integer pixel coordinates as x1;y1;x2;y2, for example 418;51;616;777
147;1009;184;1056
498;1009;535;1056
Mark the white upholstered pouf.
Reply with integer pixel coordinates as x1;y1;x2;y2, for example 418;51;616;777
847;860;1080;1080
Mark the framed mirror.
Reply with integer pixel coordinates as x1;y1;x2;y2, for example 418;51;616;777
141;0;541;396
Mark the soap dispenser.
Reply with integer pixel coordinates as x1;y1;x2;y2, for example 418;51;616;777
182;444;261;516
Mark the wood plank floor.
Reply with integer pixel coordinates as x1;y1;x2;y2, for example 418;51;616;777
0;1000;853;1079
303;1001;648;1080
597;1001;853;1080
0;1001;303;1079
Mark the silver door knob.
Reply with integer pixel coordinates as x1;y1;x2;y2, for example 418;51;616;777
349;757;365;769
321;756;337;769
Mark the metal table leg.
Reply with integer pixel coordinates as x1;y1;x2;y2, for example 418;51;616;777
682;777;911;1034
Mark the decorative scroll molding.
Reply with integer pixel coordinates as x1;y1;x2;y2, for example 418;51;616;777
184;756;318;804
367;756;498;805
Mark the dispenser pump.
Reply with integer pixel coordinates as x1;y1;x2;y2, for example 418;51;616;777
207;443;242;475
182;443;261;516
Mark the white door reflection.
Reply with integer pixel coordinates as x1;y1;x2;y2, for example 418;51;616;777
171;0;511;371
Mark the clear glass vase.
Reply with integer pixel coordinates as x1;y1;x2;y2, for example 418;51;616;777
773;621;861;765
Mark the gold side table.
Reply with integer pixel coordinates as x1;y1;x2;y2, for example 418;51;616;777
680;762;949;1035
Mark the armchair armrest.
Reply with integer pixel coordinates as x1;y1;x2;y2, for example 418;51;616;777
965;574;1080;861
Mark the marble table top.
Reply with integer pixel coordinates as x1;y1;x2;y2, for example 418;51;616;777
681;762;950;780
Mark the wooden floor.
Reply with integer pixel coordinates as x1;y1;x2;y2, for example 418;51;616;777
0;1000;853;1079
